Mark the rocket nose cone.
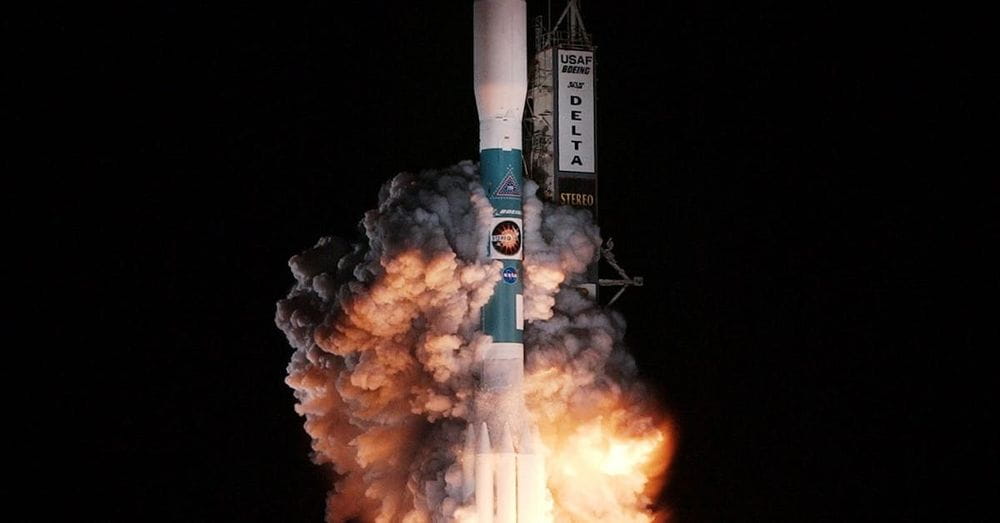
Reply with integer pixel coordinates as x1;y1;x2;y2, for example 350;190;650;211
473;0;528;122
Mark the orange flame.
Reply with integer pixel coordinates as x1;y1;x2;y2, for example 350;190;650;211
540;406;675;521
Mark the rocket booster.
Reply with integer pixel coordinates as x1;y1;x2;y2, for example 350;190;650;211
466;1;545;521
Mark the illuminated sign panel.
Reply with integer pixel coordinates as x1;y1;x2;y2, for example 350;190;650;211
556;49;595;174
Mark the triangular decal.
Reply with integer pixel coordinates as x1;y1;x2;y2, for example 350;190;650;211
493;171;521;199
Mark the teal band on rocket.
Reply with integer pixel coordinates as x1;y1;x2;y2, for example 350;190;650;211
481;148;524;343
480;149;525;215
483;259;522;342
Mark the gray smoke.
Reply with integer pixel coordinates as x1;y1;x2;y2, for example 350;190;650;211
276;162;668;522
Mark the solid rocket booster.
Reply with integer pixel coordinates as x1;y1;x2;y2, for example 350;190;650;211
496;424;517;523
465;0;546;522
463;424;477;502
476;423;495;523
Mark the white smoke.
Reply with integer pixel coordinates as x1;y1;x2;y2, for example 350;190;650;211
276;162;669;522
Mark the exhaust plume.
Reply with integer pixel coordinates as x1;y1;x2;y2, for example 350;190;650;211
276;162;672;522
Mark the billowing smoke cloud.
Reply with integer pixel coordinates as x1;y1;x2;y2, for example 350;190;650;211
276;162;671;522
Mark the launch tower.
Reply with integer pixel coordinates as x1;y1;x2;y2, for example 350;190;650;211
525;0;600;298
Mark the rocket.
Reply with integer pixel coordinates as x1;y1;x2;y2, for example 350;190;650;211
464;0;546;521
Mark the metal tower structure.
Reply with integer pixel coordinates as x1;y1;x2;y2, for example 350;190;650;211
526;1;642;304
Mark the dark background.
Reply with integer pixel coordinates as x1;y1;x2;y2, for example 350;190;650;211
12;1;988;522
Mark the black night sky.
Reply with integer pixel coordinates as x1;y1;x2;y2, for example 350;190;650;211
14;1;987;522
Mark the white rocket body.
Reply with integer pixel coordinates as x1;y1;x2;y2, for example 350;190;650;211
465;1;546;521
474;0;528;151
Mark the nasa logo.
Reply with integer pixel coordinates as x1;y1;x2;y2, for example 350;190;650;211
491;220;521;256
502;267;518;284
